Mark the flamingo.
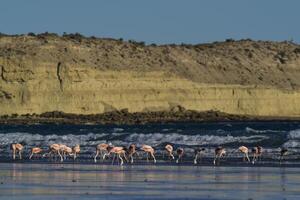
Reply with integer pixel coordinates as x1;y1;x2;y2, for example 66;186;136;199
29;147;43;160
11;143;24;160
194;148;206;164
73;144;80;160
141;145;156;163
43;144;63;162
127;144;138;164
60;144;73;160
94;143;110;163
238;146;250;162
176;148;184;163
105;146;127;165
213;146;226;165
252;146;263;164
165;144;175;160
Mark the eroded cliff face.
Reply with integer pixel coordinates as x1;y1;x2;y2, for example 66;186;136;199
0;34;300;117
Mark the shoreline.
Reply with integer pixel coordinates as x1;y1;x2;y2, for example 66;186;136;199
0;159;299;168
1;110;300;125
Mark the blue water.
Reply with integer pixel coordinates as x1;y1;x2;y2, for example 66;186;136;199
1;122;300;199
0;121;300;162
0;163;300;200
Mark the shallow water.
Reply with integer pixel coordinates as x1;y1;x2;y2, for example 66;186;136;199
0;163;300;200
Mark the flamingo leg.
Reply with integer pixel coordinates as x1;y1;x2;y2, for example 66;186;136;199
194;154;198;164
246;153;250;162
213;155;218;165
103;152;109;160
94;150;99;163
119;154;124;165
29;152;34;160
171;153;175;160
130;155;134;163
252;155;256;164
13;149;16;160
123;153;128;162
151;152;156;163
58;150;63;162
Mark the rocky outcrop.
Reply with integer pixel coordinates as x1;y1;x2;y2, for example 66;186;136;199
0;34;300;118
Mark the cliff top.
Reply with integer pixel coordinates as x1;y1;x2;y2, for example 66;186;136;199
1;33;300;90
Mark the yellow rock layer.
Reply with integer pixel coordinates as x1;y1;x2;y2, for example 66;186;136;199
1;64;300;117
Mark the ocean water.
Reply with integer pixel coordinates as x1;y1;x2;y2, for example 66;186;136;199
0;121;300;163
1;121;300;200
0;163;300;200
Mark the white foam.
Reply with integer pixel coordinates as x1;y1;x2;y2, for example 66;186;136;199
245;127;281;134
124;133;268;146
0;132;108;147
282;129;300;148
113;128;124;132
283;140;300;148
287;129;300;139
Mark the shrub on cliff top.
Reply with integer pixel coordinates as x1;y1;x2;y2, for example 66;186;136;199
0;32;9;37
63;32;85;42
128;39;145;46
225;38;235;42
37;32;59;37
27;32;36;36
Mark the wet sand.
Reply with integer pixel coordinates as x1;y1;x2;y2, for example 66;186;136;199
0;163;300;200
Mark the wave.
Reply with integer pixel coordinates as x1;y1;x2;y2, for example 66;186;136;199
245;127;281;134
1;127;299;156
113;128;124;132
282;140;300;148
281;129;300;148
0;131;269;148
124;133;268;146
0;132;108;147
287;129;300;139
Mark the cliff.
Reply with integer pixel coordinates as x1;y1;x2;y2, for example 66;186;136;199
1;33;300;119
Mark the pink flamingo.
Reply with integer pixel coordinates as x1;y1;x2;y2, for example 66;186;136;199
29;147;43;160
213;146;226;165
127;144;138;164
165;144;175;160
141;145;156;163
105;146;127;165
252;146;263;164
11;143;24;160
43;144;63;162
238;146;250;162
194;148;206;164
73;144;80;160
94;143;110;163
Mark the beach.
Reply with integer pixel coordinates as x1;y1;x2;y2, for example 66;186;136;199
0;163;299;200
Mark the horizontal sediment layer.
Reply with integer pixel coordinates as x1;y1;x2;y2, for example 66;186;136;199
1;110;300;125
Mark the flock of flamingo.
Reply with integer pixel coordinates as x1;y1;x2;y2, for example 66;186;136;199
9;143;289;165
